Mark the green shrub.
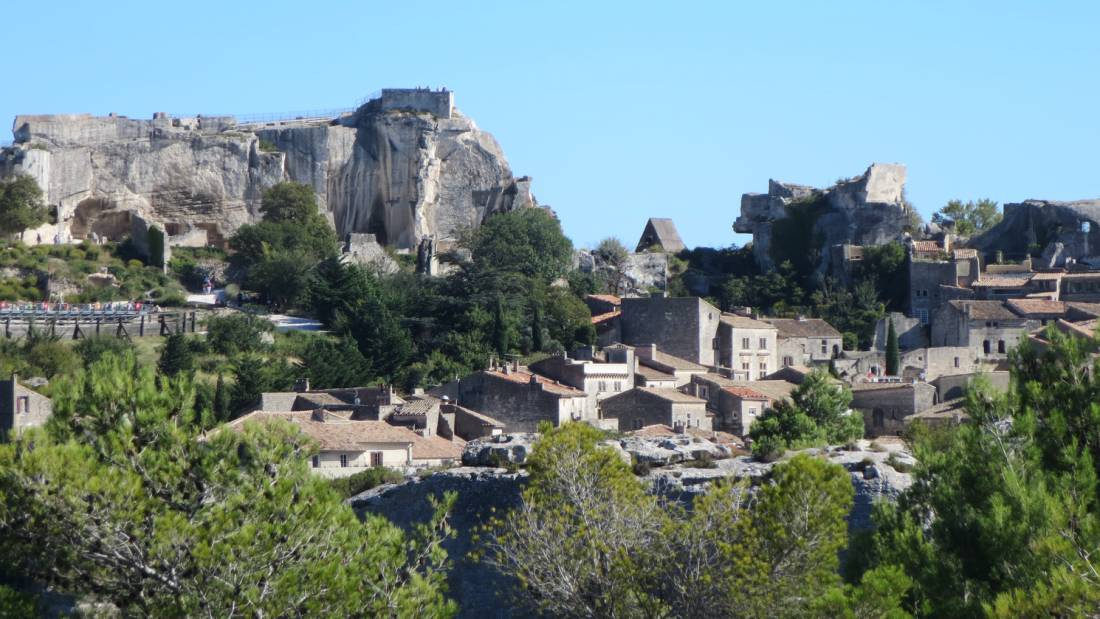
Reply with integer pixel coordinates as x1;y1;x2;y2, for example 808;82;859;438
328;466;405;498
127;259;144;269
0;584;39;619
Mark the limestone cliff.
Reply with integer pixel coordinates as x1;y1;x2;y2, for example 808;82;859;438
0;89;535;250
969;199;1100;267
734;163;917;272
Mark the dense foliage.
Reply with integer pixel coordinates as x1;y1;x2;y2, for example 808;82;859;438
853;327;1100;616
932;199;1001;237
0;353;457;617
749;369;863;460
0;175;48;237
488;422;909;618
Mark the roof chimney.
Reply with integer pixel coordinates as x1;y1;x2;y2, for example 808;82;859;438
293;377;310;392
512;358;519;372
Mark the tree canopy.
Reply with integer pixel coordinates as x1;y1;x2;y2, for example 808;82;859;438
932;199;1001;236
0;175;48;237
750;369;862;460
469;208;573;283
0;353;457;617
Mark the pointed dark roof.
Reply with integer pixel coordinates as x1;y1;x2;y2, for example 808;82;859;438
636;218;685;253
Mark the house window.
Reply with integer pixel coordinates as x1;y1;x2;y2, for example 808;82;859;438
340;454;349;468
700;386;708;398
998;340;1006;354
741;362;750;371
783;355;794;367
741;337;750;349
311;455;319;468
954;357;960;368
633;418;643;430
17;396;28;414
748;407;757;417
916;309;929;325
821;344;827;355
759;362;768;374
614;381;622;391
598;381;607;392
371;452;383;467
983;340;991;354
758;337;767;350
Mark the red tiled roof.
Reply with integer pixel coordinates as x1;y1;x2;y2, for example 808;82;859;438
974;274;1033;287
591;309;621;324
411;434;465;461
911;240;943;252
485;370;586;397
226;411;417;450
722;386;769;400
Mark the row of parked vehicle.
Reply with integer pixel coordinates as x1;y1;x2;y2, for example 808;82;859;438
0;301;157;317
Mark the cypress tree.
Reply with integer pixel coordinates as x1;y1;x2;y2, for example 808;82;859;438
885;319;899;376
213;372;229;422
492;298;510;356
531;304;545;352
158;334;194;377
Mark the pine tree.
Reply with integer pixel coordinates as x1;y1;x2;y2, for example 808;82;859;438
885;319;899;376
158;333;194;377
213;373;229;423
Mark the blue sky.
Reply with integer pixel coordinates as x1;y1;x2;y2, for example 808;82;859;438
4;1;1098;249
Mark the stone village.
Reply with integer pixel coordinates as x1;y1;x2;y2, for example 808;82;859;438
0;89;1098;476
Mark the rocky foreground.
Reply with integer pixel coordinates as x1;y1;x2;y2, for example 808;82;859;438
354;432;915;618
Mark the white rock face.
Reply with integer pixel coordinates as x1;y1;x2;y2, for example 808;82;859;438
0;92;534;250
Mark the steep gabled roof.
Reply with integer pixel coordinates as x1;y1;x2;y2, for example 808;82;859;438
636;218;686;253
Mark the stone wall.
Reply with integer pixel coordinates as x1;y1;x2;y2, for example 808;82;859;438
851;382;936;437
620;296;719;366
432;371;588;433
600;389;710;432
373;89;454;118
0;376;52;440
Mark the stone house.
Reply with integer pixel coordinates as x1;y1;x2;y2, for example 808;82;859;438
764;317;842;366
682;373;797;435
908;238;980;326
600;387;711;432
431;363;589;433
1062;272;1100;302
529;346;635;412
225;410;464;477
635;218;686;253
620;296;720;367
850;381;937;437
717;314;778;380
931;300;1038;361
0;374;52;440
931;371;1011;402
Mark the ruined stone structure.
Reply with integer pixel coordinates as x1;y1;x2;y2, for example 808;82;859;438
0;89;536;251
734;163;917;272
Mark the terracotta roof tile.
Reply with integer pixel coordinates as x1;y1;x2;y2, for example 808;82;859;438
974;274;1033;287
911;240;943;252
485;369;586;397
227;411;417;451
411;434;465;461
722;386;769;400
948;300;1021;321
591;309;621;324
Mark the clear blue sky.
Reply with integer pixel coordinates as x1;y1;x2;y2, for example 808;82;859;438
5;1;1098;249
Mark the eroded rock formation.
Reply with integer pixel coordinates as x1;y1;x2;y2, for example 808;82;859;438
0;89;536;250
969;199;1100;267
734;163;917;272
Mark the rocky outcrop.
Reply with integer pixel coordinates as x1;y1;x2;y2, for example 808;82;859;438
0;89;536;251
969;199;1100;267
461;433;540;466
575;249;669;296
734;163;918;272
